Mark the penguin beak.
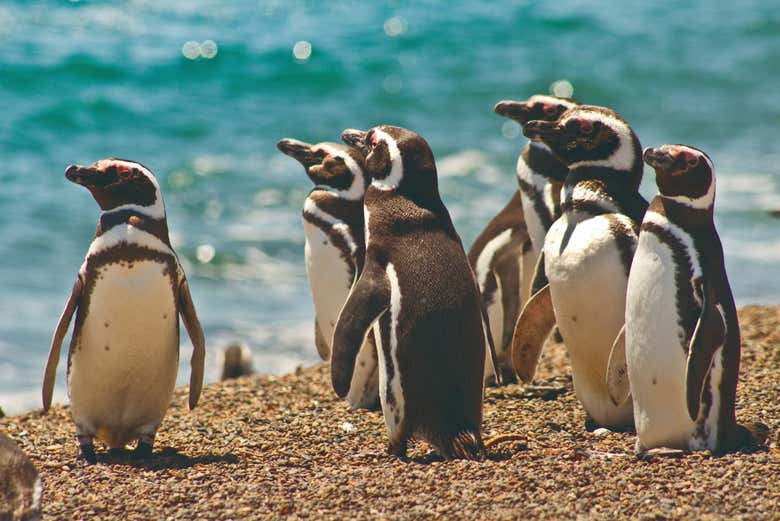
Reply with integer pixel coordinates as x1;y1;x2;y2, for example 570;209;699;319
643;147;677;170
276;138;317;167
522;120;562;140
65;164;105;187
341;129;369;155
494;100;531;123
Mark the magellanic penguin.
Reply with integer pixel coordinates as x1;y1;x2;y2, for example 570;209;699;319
467;95;581;384
276;138;380;410
494;95;581;297
42;159;206;463
467;191;528;385
218;342;254;381
512;106;648;430
336;125;498;460
611;144;768;453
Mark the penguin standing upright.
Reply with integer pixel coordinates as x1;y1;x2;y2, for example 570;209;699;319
612;144;767;453
494;95;581;295
276;138;379;410
512;106;648;430
469;95;580;383
334;125;496;460
42;159;205;462
467;191;528;384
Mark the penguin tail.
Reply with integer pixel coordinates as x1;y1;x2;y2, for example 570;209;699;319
433;429;486;461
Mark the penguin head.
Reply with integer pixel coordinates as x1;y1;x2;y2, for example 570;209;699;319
341;125;439;199
494;95;580;126
65;158;166;218
644;144;715;209
276;138;368;200
523;105;643;188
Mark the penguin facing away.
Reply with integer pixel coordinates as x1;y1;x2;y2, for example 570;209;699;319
467;95;580;384
612;144;768;453
512;105;648;430
276;138;380;410
335;125;497;460
42;158;206;463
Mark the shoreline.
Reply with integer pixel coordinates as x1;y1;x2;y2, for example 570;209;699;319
2;305;779;519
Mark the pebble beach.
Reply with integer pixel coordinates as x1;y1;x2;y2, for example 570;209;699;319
3;305;778;520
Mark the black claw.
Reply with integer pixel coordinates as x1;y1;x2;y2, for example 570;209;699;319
79;444;97;464
132;441;154;460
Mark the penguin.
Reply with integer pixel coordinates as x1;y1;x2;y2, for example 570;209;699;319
276;138;380;410
468;95;580;383
494;95;581;294
512;106;648;430
467;191;528;385
42;158;206;463
334;125;497;460
610;144;768;453
0;431;41;521
218;342;254;381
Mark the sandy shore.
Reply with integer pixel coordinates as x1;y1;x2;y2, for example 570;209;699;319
2;306;779;520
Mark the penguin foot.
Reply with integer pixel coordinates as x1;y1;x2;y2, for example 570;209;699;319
734;422;770;451
636;447;686;461
132;441;154;460
387;439;408;460
584;416;599;432
79;443;97;464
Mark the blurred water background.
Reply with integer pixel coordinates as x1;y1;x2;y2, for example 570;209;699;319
1;1;779;413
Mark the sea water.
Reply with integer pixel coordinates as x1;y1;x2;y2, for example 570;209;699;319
1;1;779;413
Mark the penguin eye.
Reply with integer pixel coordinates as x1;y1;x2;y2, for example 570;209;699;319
579;120;594;135
543;104;557;116
685;153;699;167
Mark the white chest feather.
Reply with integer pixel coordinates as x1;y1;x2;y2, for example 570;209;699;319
516;157;551;254
303;220;355;345
626;231;694;448
544;213;634;427
69;259;180;447
626;223;722;450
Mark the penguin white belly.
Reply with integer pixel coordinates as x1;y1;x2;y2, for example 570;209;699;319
484;280;504;380
626;233;696;449
68;260;179;448
544;214;634;427
305;221;378;408
304;222;354;348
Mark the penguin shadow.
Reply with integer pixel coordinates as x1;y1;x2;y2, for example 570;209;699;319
95;446;238;470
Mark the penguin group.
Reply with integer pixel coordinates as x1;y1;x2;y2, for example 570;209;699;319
41;94;767;464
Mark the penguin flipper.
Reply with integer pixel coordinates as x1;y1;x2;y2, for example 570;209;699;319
179;279;206;411
511;284;556;383
43;278;83;411
331;265;389;398
685;277;726;421
606;325;631;406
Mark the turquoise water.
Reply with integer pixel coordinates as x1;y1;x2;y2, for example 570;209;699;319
1;1;779;413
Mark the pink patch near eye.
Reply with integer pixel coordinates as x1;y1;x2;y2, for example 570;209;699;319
543;104;557;115
683;152;699;166
579;120;593;135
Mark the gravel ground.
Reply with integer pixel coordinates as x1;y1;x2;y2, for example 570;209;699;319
2;306;779;520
